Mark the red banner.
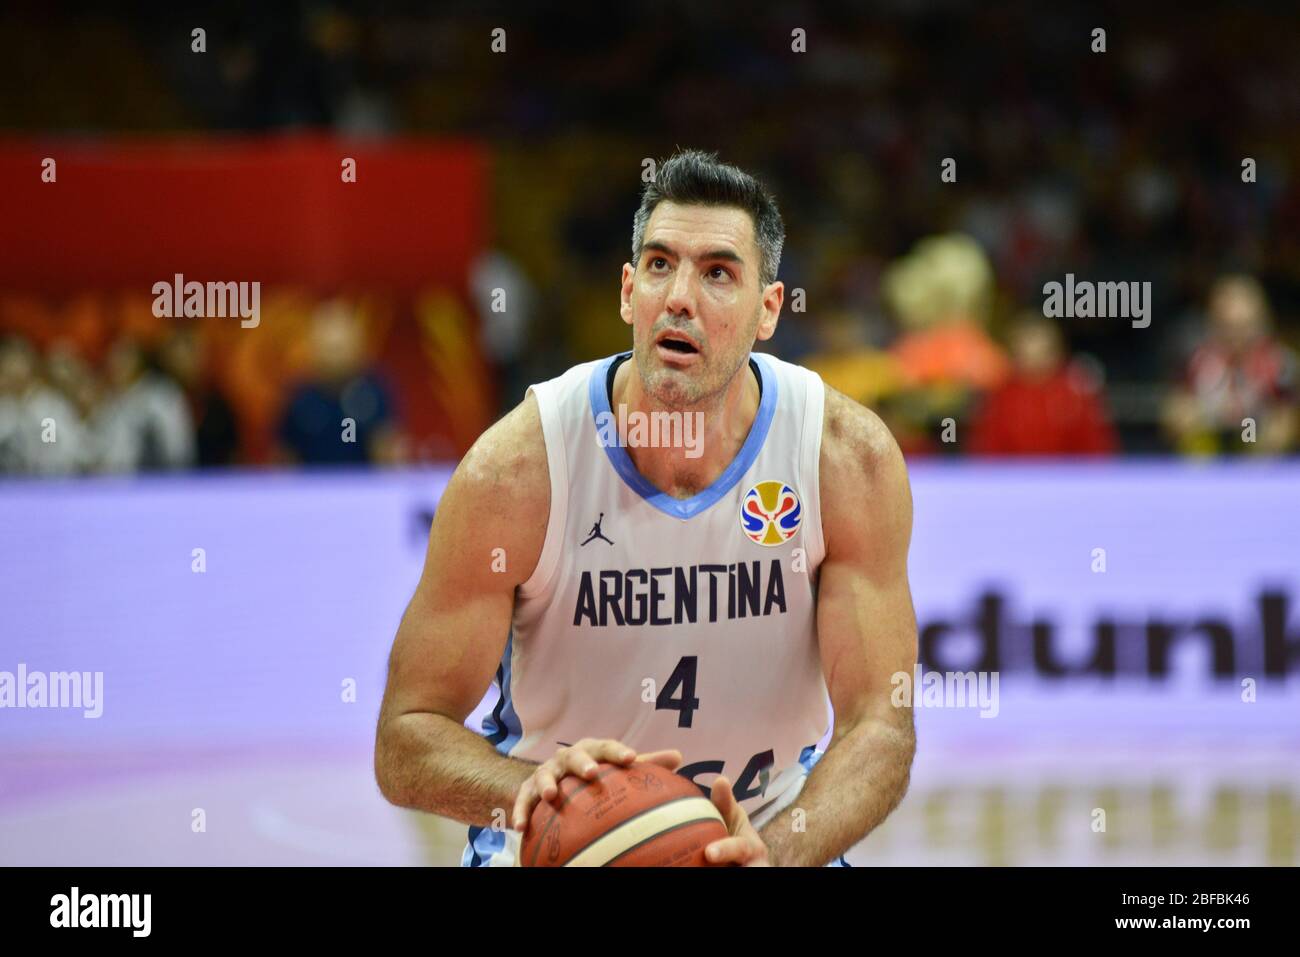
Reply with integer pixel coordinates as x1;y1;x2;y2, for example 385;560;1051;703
0;135;493;460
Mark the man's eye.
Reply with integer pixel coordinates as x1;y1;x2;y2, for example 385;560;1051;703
651;257;667;269
710;266;730;280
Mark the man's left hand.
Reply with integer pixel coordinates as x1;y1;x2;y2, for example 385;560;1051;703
703;776;771;867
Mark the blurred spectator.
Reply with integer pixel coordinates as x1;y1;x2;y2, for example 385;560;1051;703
93;338;196;472
968;313;1118;456
45;340;101;424
470;249;537;413
882;234;1011;454
886;235;1009;390
158;330;241;467
0;336;93;475
1162;276;1298;456
277;301;404;466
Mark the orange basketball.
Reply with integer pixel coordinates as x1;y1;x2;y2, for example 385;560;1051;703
519;761;730;867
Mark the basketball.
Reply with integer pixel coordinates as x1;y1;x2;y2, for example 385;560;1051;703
519;761;730;867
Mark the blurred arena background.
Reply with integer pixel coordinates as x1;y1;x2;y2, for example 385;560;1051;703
1;1;1297;865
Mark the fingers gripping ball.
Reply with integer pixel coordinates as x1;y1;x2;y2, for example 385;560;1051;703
520;761;729;867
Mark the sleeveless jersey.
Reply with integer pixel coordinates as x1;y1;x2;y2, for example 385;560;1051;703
462;349;833;866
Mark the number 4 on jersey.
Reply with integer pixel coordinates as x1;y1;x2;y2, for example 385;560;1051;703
651;655;775;803
655;656;700;728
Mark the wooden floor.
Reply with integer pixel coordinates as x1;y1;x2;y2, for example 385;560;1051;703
2;741;1295;866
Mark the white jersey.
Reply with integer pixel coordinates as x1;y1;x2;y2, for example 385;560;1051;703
462;349;842;866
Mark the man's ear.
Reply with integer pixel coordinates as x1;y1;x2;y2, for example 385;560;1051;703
754;280;784;342
620;262;635;325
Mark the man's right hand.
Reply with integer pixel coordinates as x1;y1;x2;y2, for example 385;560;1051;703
511;739;683;831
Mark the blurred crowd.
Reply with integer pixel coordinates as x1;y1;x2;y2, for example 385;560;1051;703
1;1;1297;471
0;303;407;475
795;237;1297;456
1;257;1293;475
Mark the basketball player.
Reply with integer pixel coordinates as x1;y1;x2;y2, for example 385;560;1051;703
375;150;918;867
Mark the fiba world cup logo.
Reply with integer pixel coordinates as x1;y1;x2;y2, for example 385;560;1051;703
740;481;802;546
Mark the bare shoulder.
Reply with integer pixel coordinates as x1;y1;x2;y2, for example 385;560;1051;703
818;384;912;559
453;390;549;505
431;390;550;587
820;384;908;495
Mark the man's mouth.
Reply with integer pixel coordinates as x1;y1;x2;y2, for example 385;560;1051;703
654;330;701;356
658;338;698;354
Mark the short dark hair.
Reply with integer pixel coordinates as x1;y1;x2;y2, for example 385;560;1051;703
631;149;785;287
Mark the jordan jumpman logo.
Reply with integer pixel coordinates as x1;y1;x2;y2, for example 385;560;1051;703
580;512;614;546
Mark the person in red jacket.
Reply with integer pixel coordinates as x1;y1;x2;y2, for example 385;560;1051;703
968;312;1118;456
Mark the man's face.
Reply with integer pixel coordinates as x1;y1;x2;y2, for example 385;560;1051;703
620;201;781;407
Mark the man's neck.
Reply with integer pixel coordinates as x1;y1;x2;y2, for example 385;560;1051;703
611;355;761;500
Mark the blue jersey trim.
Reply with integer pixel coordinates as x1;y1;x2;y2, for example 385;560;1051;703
463;631;522;867
587;350;778;520
798;744;820;774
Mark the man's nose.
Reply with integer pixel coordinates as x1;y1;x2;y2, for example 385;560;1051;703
664;266;696;316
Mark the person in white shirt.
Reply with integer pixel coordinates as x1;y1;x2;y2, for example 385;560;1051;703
376;150;918;867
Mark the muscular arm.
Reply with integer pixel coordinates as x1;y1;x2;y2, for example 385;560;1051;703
374;392;550;827
758;386;918;866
